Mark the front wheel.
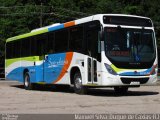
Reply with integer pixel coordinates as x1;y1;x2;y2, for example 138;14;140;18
73;72;87;94
24;72;34;90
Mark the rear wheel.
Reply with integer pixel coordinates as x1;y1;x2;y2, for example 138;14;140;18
114;86;128;94
24;72;33;90
73;72;87;94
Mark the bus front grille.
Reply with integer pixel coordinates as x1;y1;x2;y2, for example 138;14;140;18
120;77;149;84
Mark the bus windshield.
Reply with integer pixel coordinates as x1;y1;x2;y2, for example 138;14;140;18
104;27;156;69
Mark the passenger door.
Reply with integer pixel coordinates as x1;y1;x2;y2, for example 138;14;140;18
85;21;101;84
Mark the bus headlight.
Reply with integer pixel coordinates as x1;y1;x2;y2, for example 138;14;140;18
104;63;117;75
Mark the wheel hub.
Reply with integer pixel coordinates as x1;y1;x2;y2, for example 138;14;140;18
75;77;82;89
24;76;29;87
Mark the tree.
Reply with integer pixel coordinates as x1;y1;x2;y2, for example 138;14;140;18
0;0;160;58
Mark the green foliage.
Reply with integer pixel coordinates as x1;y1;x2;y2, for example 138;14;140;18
0;0;160;58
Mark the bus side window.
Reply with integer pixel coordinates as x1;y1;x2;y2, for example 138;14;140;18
85;21;101;61
86;30;98;58
30;36;37;56
35;34;46;56
6;41;18;59
47;32;55;54
21;38;30;57
14;40;21;58
69;26;83;52
55;29;68;53
6;42;12;59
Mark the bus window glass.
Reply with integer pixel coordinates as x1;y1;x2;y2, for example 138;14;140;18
69;26;83;52
30;36;37;56
105;27;156;69
36;34;46;56
55;29;68;53
6;42;13;59
47;32;55;54
21;38;30;57
14;40;21;58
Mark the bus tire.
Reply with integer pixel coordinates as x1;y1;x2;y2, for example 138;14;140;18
73;72;86;94
114;86;128;94
24;72;33;90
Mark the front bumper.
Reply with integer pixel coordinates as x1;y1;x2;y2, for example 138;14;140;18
101;72;157;86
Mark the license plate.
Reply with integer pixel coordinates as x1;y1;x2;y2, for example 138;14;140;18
130;81;140;85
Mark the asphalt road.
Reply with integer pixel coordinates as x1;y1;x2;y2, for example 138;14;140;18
0;80;160;114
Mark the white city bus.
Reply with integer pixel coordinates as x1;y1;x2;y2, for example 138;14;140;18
5;14;158;94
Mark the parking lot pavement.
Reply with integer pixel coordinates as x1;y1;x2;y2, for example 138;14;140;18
0;80;160;114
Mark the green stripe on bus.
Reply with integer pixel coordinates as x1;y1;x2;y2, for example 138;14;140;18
6;56;40;67
111;64;141;73
6;28;48;42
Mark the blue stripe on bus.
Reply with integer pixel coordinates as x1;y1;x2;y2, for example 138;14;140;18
6;65;42;83
6;53;71;84
44;53;66;83
119;68;152;76
48;24;64;32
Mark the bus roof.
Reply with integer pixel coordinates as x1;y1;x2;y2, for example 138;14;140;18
6;21;76;42
6;14;152;42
